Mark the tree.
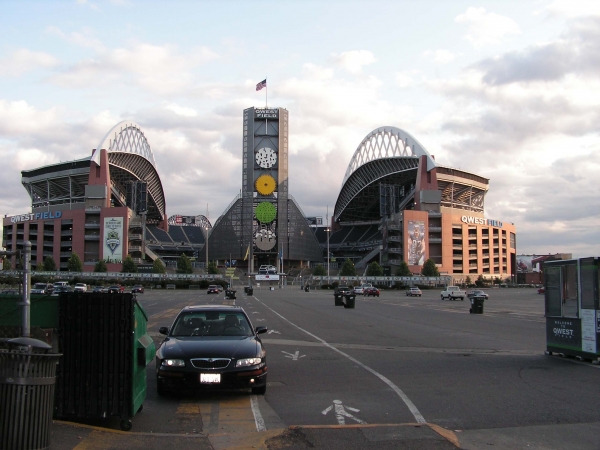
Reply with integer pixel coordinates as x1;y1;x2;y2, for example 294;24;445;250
152;259;166;274
366;261;383;276
475;274;485;287
3;258;12;270
177;254;193;274
313;265;326;276
395;261;411;277
339;258;356;276
94;259;107;272
36;261;45;271
67;252;83;272
421;258;439;276
207;261;218;274
465;276;472;286
122;255;138;273
43;256;57;271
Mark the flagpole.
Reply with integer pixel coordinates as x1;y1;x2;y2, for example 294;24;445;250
265;77;267;108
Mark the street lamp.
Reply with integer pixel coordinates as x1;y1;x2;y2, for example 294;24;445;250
327;226;330;281
204;226;209;271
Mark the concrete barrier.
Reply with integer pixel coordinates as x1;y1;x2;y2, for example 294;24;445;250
166;284;176;290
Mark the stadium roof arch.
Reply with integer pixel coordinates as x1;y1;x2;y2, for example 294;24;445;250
334;127;436;223
22;121;167;223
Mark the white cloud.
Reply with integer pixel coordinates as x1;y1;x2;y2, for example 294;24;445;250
165;103;198;117
46;26;105;52
47;42;219;95
455;7;521;47
0;49;59;77
395;71;414;88
544;0;600;17
422;49;457;64
332;50;376;74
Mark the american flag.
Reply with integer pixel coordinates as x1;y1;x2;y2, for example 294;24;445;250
256;79;267;91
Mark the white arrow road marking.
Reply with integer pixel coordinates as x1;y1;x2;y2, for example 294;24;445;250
254;297;426;424
322;400;366;425
281;350;305;360
267;329;281;334
252;311;260;314
255;318;265;322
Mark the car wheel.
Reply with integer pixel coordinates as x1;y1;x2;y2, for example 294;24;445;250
252;384;267;395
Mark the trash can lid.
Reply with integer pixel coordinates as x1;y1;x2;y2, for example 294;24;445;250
8;337;52;351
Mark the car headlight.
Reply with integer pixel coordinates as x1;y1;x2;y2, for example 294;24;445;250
236;357;262;367
162;359;185;367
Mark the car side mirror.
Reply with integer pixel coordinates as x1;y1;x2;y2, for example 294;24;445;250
255;326;268;335
159;326;169;335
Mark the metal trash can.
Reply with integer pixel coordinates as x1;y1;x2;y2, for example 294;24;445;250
305;285;309;292
244;286;249;294
343;294;356;309
0;337;61;450
225;289;237;299
334;293;344;306
470;296;484;314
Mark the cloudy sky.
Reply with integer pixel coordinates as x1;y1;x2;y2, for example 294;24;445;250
1;0;599;257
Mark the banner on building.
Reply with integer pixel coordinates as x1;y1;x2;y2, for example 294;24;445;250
103;217;124;263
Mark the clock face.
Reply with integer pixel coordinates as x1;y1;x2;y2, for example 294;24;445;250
255;147;277;169
255;174;277;196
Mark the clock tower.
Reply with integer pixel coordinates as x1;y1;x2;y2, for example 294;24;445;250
242;107;289;273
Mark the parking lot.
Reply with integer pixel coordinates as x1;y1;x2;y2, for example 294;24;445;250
46;285;600;449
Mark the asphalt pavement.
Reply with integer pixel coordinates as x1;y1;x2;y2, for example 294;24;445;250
45;286;600;449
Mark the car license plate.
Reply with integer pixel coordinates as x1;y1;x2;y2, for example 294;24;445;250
200;373;221;384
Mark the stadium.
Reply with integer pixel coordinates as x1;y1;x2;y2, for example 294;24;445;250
2;113;516;282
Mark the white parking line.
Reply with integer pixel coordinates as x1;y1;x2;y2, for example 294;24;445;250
250;395;266;431
254;298;426;424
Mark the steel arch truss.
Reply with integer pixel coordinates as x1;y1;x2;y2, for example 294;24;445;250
342;126;436;187
92;121;157;167
108;152;166;223
334;158;419;222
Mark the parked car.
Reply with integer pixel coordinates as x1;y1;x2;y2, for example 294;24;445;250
31;283;52;295
364;287;380;297
441;286;466;301
335;285;352;295
353;286;364;295
53;281;69;291
92;285;105;293
107;285;125;294
156;305;268;395
406;287;422;297
74;283;88;292
51;286;74;296
538;287;545;294
207;285;220;294
467;290;489;299
131;285;144;294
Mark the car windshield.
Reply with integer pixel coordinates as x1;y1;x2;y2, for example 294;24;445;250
34;283;47;289
171;311;253;337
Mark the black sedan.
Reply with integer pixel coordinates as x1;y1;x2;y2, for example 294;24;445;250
131;285;144;294
156;305;268;395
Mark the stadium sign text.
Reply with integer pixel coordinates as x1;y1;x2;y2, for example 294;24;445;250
255;109;278;119
461;216;503;228
10;211;63;223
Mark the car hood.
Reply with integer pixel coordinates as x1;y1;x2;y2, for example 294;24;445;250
159;336;261;360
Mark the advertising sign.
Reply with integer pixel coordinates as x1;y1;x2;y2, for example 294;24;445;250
103;217;124;263
546;318;581;351
255;274;280;281
407;220;426;266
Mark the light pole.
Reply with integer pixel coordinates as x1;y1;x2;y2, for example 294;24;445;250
204;226;209;271
327;226;330;281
